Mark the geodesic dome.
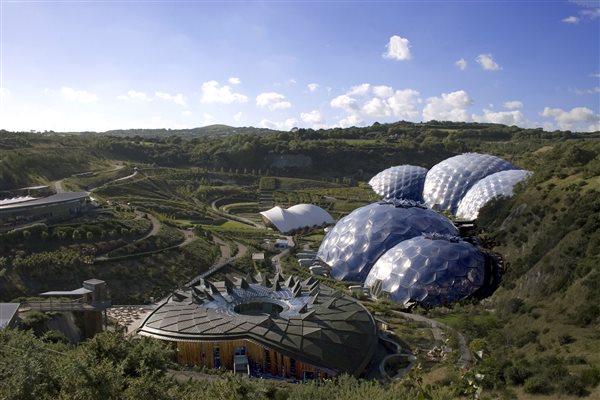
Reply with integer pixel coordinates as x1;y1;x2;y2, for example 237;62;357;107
368;165;428;201
317;199;458;282
456;169;532;220
364;234;486;307
423;153;518;214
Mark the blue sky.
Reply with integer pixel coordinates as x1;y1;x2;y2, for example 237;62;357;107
0;0;598;132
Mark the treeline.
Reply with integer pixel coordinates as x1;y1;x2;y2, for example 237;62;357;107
0;328;476;400
5;121;596;190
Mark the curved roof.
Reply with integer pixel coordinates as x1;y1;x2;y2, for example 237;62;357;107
138;274;378;376
0;192;89;212
422;153;518;214
317;199;458;283
456;169;532;220
368;165;428;201
260;204;334;233
365;234;486;307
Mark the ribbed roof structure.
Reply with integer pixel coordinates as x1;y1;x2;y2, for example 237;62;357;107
365;234;486;307
138;274;378;376
368;165;428;201
422;153;518;214
456;169;532;220
317;199;458;283
260;204;334;234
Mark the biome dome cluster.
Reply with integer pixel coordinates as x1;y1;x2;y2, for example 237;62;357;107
317;200;458;283
317;152;529;307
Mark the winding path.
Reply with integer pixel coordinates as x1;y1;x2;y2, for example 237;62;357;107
390;310;472;368
186;237;248;287
270;236;294;274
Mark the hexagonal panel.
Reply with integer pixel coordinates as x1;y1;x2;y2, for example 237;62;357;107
317;200;458;282
365;234;486;307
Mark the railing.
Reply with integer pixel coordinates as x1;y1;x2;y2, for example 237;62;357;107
23;299;111;312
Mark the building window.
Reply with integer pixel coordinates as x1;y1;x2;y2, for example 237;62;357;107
290;358;296;376
234;346;246;356
213;346;220;368
264;349;271;372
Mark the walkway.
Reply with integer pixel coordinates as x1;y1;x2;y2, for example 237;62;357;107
210;198;263;228
390;310;472;368
270;236;294;274
186;237;247;287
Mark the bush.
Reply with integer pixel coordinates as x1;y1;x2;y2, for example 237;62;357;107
523;376;553;394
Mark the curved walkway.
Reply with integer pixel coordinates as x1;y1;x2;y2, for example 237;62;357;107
390;310;472;368
378;332;417;380
186;237;248;287
270;236;294;274
210;198;263;228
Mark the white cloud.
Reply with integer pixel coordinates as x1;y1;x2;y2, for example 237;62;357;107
256;92;292;110
580;7;600;19
476;54;501;71
540;106;600;131
62;86;98;103
574;86;600;95
181;110;192;116
259;118;297;130
373;85;394;98
383;35;412;61
0;87;10;98
362;98;391;117
300;110;323;124
455;58;467;71
330;94;359;111
567;1;600;22
117;90;152;102
423;90;472;122
473;109;525;126
228;77;241;85
338;114;364;128
590;73;600;78
503;100;523;109
201;80;248;104
562;16;580;23
307;83;320;92
155;92;187;107
331;86;420;123
348;83;371;96
233;112;243;122
387;89;421;119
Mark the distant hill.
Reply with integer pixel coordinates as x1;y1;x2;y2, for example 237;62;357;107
99;124;282;138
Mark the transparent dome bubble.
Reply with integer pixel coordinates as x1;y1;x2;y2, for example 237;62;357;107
423;153;518;214
456;169;532;220
365;235;486;307
317;199;458;282
368;165;428;201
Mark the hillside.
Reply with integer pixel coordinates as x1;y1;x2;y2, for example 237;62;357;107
1;122;600;398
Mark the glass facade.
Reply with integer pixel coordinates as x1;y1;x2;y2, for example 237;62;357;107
365;234;486;307
317;199;458;282
456;169;532;220
423;153;518;214
368;165;428;201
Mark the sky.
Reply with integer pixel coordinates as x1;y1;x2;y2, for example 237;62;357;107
0;0;599;132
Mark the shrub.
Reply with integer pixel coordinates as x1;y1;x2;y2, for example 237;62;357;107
523;376;552;394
